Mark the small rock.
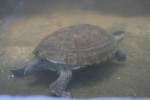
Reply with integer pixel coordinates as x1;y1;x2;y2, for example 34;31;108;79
8;74;14;79
0;70;4;73
116;77;121;80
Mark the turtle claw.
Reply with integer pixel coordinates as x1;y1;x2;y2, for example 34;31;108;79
62;91;72;98
50;89;72;98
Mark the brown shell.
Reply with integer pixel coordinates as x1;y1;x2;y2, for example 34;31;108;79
33;24;117;67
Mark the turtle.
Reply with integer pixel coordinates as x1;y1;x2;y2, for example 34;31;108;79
11;24;127;97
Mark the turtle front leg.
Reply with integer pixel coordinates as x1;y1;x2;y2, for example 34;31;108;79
49;69;72;97
114;49;127;61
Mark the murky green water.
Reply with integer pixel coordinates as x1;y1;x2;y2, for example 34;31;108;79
0;0;150;98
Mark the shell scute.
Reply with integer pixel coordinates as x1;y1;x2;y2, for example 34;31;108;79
33;24;117;67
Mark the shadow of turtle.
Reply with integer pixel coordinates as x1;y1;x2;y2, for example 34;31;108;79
70;61;124;89
27;61;125;91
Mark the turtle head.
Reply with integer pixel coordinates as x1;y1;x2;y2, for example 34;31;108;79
112;30;125;42
110;24;126;42
110;24;127;61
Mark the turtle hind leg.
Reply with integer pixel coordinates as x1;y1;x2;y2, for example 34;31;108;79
10;58;40;77
49;69;72;97
10;67;25;77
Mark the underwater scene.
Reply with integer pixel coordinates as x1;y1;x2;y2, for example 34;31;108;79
0;0;150;98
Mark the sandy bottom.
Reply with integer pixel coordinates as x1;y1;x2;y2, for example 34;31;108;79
0;9;150;98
